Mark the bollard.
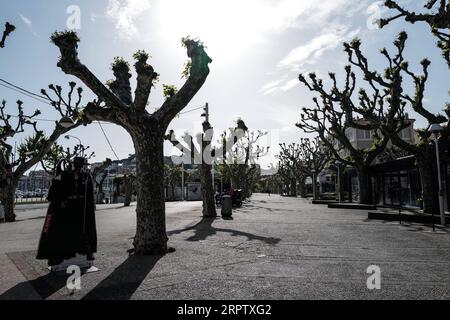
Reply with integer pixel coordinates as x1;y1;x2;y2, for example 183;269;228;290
221;195;233;218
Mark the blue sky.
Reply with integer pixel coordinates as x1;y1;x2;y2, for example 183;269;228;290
1;0;449;170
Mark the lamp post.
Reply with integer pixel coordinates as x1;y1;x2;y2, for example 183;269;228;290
212;160;215;192
335;160;342;203
429;124;446;226
59;116;75;129
65;134;82;145
65;135;85;158
181;162;185;201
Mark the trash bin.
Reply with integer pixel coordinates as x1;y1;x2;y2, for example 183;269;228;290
221;195;232;218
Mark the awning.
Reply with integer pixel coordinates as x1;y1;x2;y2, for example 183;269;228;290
370;156;417;173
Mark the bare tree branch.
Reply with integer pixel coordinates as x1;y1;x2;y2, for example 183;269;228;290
0;22;15;48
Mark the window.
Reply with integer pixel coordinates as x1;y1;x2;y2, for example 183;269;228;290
360;130;372;140
400;128;410;139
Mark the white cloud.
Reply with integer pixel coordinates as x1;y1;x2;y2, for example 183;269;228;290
257;0;372;96
18;13;39;38
106;0;151;40
262;25;361;96
260;0;357;32
279;26;361;70
18;13;32;26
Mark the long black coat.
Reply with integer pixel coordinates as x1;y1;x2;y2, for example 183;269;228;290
36;171;97;261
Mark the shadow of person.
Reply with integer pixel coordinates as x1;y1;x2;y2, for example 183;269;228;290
82;254;162;300
168;218;281;245
0;272;70;300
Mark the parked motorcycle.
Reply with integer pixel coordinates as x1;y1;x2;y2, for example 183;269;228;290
215;189;243;208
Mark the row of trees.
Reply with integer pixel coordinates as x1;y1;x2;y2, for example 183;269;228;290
292;1;449;212
277;137;329;198
166;116;271;217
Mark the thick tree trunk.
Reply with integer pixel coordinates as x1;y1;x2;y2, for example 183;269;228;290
124;176;133;207
290;178;297;197
284;183;290;196
132;132;168;255
357;166;372;205
0;170;16;222
199;163;216;218
336;169;345;202
298;179;306;198
312;175;318;200
417;154;439;214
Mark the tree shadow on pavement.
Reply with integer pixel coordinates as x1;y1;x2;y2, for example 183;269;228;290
82;254;162;300
168;218;281;244
0;272;70;300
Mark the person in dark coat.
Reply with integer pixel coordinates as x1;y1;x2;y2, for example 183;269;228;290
36;157;97;266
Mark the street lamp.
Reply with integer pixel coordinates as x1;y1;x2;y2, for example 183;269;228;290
181;162;185;201
59;116;75;129
429;123;446;226
65;135;82;145
211;160;215;193
335;160;342;203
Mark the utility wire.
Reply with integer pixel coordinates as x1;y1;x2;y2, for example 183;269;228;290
0;78;50;101
6;114;56;123
0;82;52;106
179;106;204;115
97;121;120;161
1;77;205;116
4;106;205;124
1;78;206;116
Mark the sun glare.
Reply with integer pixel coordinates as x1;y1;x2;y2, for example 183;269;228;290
156;0;275;61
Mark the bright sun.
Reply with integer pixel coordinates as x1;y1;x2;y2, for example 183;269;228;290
156;0;276;61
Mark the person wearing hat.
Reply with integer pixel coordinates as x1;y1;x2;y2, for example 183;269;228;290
37;157;97;266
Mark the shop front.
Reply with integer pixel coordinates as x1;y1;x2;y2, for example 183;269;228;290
370;156;422;208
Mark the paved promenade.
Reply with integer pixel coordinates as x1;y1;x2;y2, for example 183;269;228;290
1;194;449;300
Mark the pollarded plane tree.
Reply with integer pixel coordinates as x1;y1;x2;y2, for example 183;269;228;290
163;164;183;202
51;31;212;255
296;58;395;204
0;83;83;222
112;174;136;207
299;137;330;200
0;22;15;49
91;158;113;204
344;32;448;213
277;143;307;197
165;119;247;217
265;171;283;195
276;161;295;196
380;0;450;67
223;129;269;199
